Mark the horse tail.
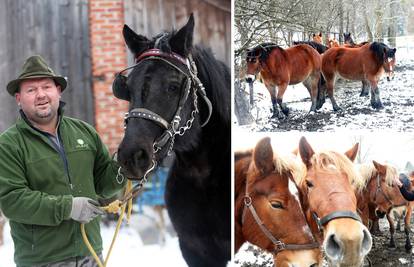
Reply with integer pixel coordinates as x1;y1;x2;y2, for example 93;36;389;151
370;42;387;64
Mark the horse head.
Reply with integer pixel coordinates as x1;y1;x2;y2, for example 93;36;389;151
363;161;402;218
114;14;209;179
297;137;372;267
235;137;321;267
312;33;323;44
343;33;355;45
245;47;262;83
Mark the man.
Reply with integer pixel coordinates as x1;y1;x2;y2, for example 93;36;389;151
395;173;414;201
0;55;125;267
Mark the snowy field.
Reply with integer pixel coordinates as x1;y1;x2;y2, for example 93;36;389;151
0;208;188;267
235;52;414;132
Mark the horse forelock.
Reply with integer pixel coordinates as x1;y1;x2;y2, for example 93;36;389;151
384;164;398;186
277;154;307;186
357;163;377;188
307;151;364;192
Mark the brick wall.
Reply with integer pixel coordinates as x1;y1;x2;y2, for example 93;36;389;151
89;0;128;153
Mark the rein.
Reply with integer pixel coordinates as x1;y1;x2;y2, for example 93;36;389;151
241;179;319;254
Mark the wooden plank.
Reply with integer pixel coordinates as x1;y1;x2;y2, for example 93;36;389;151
0;0;93;131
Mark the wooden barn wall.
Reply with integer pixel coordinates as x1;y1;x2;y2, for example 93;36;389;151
0;0;93;131
123;0;231;66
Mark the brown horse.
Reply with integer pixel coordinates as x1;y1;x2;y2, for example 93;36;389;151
313;33;323;44
328;38;340;48
245;43;322;118
321;42;397;110
235;137;321;266
296;137;372;267
357;161;413;251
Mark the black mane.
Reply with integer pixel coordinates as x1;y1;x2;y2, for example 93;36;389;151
247;42;284;62
293;41;328;54
370;42;391;63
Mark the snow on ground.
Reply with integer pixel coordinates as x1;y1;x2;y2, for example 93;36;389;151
0;209;188;267
236;56;414;132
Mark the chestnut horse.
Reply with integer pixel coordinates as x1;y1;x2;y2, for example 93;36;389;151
245;43;321;118
312;33;323;44
235;137;321;266
321;42;396;110
357;161;413;251
296;137;372;267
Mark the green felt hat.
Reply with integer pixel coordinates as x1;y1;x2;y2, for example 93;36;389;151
6;55;67;96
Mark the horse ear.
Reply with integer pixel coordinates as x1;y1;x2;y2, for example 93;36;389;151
344;143;359;162
253;137;274;175
373;160;386;174
123;24;150;56
169;13;194;57
299;137;314;168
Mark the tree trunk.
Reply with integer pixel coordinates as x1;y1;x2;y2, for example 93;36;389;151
339;0;344;43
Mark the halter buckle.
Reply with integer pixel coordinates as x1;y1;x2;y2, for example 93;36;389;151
274;241;286;253
244;196;252;206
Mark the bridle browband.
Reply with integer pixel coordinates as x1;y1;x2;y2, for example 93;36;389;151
117;48;213;156
241;178;320;254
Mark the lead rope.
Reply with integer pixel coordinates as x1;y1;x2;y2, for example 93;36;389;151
81;179;134;267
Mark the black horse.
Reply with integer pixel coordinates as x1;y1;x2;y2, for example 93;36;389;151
113;14;230;267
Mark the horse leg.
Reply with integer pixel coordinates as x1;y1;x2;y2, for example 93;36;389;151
326;79;342;111
387;212;397;248
404;205;412;251
316;74;326;110
369;80;384;109
276;83;289;118
0;217;3;246
265;84;282;118
154;205;166;246
360;80;370;97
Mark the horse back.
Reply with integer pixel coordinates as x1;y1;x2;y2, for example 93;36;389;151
285;45;321;84
322;44;380;80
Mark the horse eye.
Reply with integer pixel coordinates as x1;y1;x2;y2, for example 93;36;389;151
270;201;283;209
305;180;314;188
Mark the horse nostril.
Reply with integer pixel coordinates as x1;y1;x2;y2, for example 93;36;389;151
325;233;342;261
309;264;318;267
245;77;252;83
361;228;372;256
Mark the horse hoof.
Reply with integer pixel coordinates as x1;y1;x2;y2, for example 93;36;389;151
333;106;343;112
282;108;289;116
371;103;384;110
405;244;412;252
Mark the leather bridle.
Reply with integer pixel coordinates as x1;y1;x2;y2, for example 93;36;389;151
117;48;213;157
241;179;320;254
373;174;394;206
312;210;362;233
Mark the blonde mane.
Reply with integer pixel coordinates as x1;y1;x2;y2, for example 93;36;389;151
296;151;364;192
357;162;397;188
273;153;306;184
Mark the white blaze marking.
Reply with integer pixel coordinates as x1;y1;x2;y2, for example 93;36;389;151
288;177;314;238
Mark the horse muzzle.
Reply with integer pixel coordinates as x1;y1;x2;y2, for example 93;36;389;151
245;74;255;84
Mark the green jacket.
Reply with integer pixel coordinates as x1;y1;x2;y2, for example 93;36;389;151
0;112;125;266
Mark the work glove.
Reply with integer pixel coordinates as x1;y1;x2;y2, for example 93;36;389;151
399;173;411;189
70;197;104;223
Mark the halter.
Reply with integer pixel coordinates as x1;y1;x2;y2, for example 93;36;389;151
373;173;394;206
116;48;213;157
241;179;319;254
312;210;362;234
